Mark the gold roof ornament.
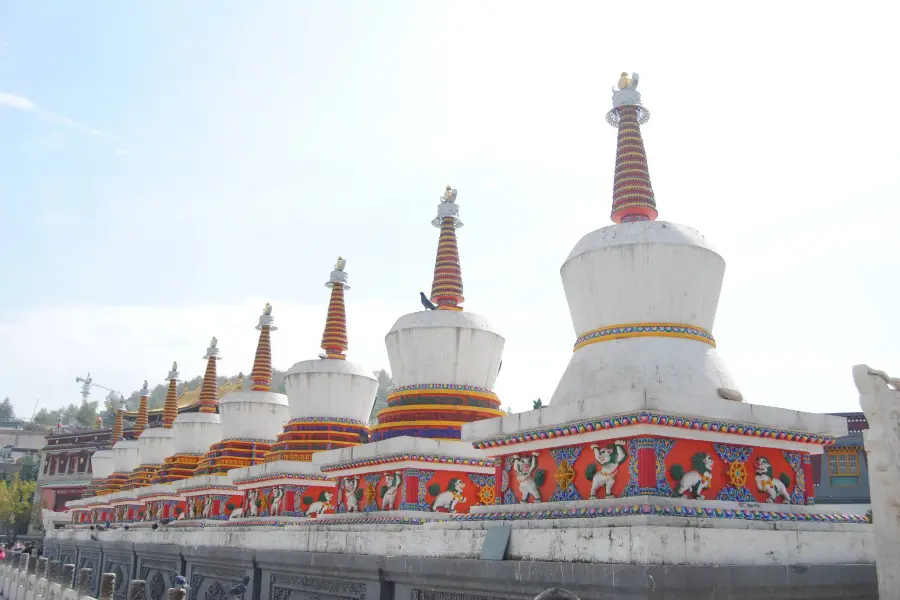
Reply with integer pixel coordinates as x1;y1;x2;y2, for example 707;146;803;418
440;185;457;204
263;302;272;316
334;256;346;272
617;72;632;90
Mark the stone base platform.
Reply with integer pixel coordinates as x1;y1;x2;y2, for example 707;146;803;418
33;539;877;600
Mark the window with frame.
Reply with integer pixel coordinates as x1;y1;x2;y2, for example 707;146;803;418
827;448;860;486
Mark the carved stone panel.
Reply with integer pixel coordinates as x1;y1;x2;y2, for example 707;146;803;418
77;550;102;596
268;573;367;600
410;591;513;600
138;559;179;600
103;555;133;600
187;564;250;600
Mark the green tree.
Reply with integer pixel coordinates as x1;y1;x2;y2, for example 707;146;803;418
532;398;543;409
0;398;14;420
0;474;37;537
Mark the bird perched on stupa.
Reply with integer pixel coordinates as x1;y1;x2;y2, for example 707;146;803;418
420;292;437;310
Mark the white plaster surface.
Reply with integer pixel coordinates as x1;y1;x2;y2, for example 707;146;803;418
47;520;874;566
171;412;222;454
110;440;140;474
218;390;289;439
385;310;504;389
552;220;740;406
314;436;484;466
464;387;848;442
134;428;175;466
229;460;325;483
89;450;115;480
136;482;178;499
174;473;235;495
284;359;377;422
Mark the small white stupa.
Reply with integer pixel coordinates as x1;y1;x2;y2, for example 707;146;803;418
230;259;375;521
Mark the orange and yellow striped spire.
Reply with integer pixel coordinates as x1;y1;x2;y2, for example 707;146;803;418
429;185;464;311
134;380;150;436
198;337;221;414
249;304;276;390
162;362;179;428
607;72;657;224
321;257;350;360
112;405;124;441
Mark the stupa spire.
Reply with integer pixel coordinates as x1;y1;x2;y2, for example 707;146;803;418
198;337;220;413
429;185;464;311
134;380;150;435
607;72;658;224
112;404;124;441
321;257;350;360
162;361;179;428
249;304;276;390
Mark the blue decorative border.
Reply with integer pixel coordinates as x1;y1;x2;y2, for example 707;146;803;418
549;446;583;502
452;504;869;524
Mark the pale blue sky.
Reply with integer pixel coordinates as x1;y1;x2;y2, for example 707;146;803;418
1;1;897;418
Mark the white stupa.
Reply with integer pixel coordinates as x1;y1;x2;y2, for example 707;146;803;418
230;259;376;516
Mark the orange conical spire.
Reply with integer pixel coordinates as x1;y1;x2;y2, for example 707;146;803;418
321;257;350;360
429;186;464;311
198;337;220;414
134;380;150;436
250;304;276;390
162;362;179;428
112;405;124;441
607;72;658;224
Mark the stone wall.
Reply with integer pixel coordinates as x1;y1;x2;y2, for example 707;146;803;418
19;542;881;600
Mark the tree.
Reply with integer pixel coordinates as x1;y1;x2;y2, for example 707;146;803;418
0;474;36;537
532;398;543;409
0;398;14;420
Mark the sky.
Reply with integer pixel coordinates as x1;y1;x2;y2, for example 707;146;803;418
0;1;897;420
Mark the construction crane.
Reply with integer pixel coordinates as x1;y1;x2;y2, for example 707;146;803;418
75;373;124;405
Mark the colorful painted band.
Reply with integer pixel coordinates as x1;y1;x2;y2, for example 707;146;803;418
376;404;506;418
470;410;835;449
319;451;495;472
389;383;498;402
574;322;715;351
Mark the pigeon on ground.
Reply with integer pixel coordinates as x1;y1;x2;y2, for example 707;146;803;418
174;572;190;590
89;534;98;542
159;518;173;526
227;576;250;598
151;523;158;531
123;525;129;531
420;292;437;310
89;526;95;531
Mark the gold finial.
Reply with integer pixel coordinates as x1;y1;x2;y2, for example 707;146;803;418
617;72;631;90
334;256;346;271
263;302;272;316
440;185;457;204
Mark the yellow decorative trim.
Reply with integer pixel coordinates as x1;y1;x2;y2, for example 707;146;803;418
575;322;716;351
387;387;498;402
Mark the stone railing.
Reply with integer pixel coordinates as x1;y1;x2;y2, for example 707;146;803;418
0;554;186;600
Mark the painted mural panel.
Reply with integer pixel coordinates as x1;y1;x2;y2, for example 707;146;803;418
241;484;335;518
494;437;808;506
335;469;495;514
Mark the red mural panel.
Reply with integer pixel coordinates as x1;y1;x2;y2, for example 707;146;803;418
502;440;632;503
496;437;809;505
243;484;336;518
334;469;495;514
